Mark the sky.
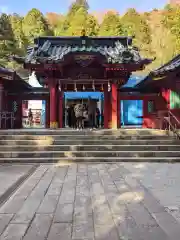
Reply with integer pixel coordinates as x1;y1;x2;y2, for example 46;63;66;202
0;0;168;15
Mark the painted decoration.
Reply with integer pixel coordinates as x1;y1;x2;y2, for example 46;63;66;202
121;100;143;125
170;90;180;109
74;55;94;67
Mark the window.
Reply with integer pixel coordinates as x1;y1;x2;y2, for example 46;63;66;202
148;100;154;113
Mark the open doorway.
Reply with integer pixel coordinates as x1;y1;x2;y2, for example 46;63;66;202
22;100;46;128
64;92;103;128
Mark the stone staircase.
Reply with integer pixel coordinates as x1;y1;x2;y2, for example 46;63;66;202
0;128;180;163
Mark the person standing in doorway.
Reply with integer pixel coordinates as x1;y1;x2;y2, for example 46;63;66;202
67;106;71;127
28;108;33;127
74;102;84;130
71;104;76;129
96;107;100;128
88;97;96;130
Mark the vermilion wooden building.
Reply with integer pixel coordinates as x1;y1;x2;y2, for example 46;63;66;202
1;35;179;129
12;35;153;129
136;54;180;129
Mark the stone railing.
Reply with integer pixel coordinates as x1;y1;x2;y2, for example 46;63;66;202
0;112;15;129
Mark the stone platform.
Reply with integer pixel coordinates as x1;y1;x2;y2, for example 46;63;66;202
1;163;180;239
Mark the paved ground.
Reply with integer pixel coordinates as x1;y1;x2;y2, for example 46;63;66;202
0;164;34;202
1;163;180;239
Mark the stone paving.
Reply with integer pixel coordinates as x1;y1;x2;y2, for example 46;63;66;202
0;164;34;201
1;163;180;239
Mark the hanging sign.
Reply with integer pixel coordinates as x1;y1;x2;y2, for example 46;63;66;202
74;55;94;67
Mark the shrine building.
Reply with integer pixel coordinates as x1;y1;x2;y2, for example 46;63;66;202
0;34;179;130
12;34;153;129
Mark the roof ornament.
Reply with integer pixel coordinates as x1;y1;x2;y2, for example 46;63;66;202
81;29;86;37
81;29;86;45
130;47;141;62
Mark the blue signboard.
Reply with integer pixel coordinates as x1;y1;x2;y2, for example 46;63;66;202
64;92;102;99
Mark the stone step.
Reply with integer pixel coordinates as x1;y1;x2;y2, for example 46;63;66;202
0;157;179;163
1;150;180;158
0;145;180;152
1;139;179;145
0;129;172;136
0;134;175;140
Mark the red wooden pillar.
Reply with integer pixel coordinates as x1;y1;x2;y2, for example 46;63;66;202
104;84;109;129
49;81;58;128
58;91;63;128
143;99;148;128
117;91;120;128
111;82;119;129
45;97;50;128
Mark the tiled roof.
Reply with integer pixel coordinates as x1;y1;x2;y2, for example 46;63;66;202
135;54;180;89
152;54;180;76
13;37;153;65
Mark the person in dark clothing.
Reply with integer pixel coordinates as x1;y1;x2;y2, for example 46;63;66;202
88;97;96;130
67;106;71;127
28;108;33;126
71;104;76;129
96;107;100;128
101;110;104;127
74;103;84;130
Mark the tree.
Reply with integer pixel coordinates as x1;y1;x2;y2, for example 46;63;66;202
86;14;99;36
0;13;17;65
69;0;89;13
162;4;180;51
121;8;152;57
10;14;28;51
99;11;123;36
66;7;88;36
22;8;52;44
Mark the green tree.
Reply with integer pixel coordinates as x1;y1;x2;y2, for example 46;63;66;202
10;14;28;51
66;7;87;36
0;13;16;65
99;11;123;36
61;0;89;36
162;4;180;51
22;8;52;44
86;14;99;36
121;8;152;57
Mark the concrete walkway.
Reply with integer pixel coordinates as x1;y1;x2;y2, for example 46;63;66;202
0;163;180;239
